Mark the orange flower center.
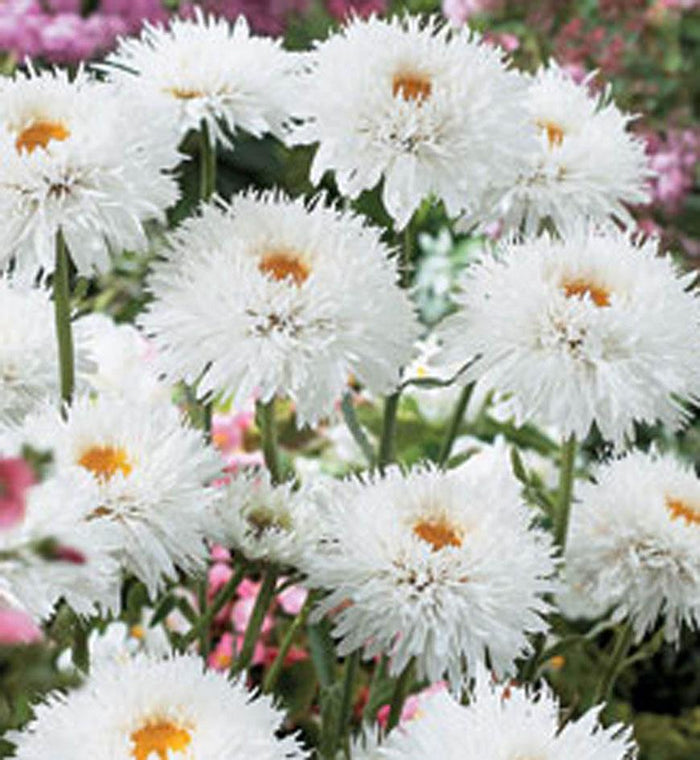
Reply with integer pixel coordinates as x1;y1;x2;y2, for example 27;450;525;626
392;72;432;104
536;119;565;148
131;721;192;760
78;445;132;483
562;279;611;307
413;517;463;551
166;87;206;100
665;496;700;526
259;249;310;286
15;120;70;154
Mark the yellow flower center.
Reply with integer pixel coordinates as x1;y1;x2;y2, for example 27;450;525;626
562;279;611;307
536;119;565;149
166;87;206;100
259;249;310;286
15;119;70;154
131;721;192;760
78;445;132;483
665;496;700;526
392;72;432;104
413;517;463;551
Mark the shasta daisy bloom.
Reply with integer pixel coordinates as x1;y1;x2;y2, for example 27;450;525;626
15;395;222;595
566;450;700;643
0;470;120;621
375;677;635;760
291;15;533;229
11;654;308;759
0;277;92;423
0;66;178;277
140;193;419;426
209;468;319;569
469;63;649;235
302;448;555;688
438;227;700;445
103;11;300;149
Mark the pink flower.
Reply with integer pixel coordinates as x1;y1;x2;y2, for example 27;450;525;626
0;458;35;529
0;608;42;645
376;681;448;726
326;0;387;20
442;0;503;24
277;584;308;616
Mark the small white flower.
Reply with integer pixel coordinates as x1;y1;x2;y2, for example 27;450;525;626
0;471;120;621
0;276;93;423
209;468;320;569
103;11;301;148
303;448;555;688
438;227;700;444
376;678;635;760
292;15;533;228
13;395;222;595
467;63;649;235
11;654;309;759
566;450;700;643
0;66;179;277
141;192;419;427
75;313;171;405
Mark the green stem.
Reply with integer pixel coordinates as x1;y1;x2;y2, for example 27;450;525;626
363;655;388;721
377;391;400;472
386;659;414;733
340;392;376;467
592;622;635;706
199;119;216;202
53;230;74;407
232;567;278;676
437;383;474;467
554;434;577;549
262;591;315;694
257;398;282;485
337;650;360;753
182;561;245;649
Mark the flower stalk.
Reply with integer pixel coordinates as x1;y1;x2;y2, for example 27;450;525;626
53;229;75;408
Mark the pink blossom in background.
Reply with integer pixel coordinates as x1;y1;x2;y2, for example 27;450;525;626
643;128;700;215
211;407;264;472
376;681;448;726
483;31;519;52
326;0;387;20
277;584;308;615
183;0;309;35
442;0;503;25
0;458;35;529
0;608;42;645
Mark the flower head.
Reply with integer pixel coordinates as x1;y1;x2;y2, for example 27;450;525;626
141;192;419;426
438;227;700;444
292;15;533;228
0;66;178;277
566;450;700;642
303;448;555;688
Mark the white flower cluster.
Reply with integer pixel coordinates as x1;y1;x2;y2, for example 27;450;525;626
0;7;698;760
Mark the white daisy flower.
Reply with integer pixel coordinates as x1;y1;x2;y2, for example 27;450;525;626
11;654;308;759
468;63;649;235
302;448;555;688
140;193;419;427
376;678;635;760
209;468;321;569
75;313;171;405
0;276;94;424
13;395;222;595
0;470;120;621
437;227;700;444
566;450;700;643
0;66;179;277
103;11;301;148
291;15;533;229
